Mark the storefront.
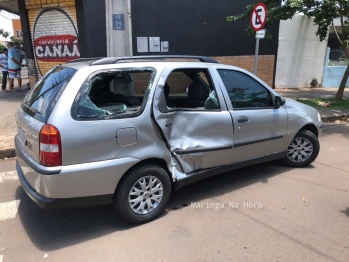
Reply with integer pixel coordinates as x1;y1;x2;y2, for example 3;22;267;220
18;0;279;87
19;0;106;86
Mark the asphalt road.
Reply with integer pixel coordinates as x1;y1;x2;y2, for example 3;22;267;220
0;123;348;262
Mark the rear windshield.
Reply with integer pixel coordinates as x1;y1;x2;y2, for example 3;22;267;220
22;66;77;123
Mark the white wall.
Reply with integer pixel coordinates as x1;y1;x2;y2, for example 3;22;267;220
275;14;328;88
0;11;19;42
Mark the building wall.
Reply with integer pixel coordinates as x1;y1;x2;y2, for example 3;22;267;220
130;0;279;87
130;0;279;57
132;55;275;91
76;0;107;58
323;48;349;88
20;0;107;85
275;14;328;88
213;55;275;87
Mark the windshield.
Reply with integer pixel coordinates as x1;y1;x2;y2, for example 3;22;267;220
22;66;77;123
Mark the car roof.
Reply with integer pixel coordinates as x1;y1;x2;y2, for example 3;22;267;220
61;56;219;70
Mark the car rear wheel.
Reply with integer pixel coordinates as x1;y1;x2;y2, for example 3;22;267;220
113;164;171;224
282;129;320;167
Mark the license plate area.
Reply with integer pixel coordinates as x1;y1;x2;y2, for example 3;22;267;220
18;127;27;145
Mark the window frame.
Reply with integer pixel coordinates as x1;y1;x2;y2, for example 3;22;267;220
21;66;77;123
160;67;222;113
70;67;156;121
217;68;275;111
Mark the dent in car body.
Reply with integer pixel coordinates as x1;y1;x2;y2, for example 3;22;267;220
152;72;234;175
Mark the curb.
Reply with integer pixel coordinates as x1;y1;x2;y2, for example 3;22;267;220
321;114;348;122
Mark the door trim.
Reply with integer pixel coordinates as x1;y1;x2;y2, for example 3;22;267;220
174;150;287;190
174;145;233;155
234;135;284;148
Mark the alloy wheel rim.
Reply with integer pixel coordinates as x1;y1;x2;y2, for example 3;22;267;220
128;176;163;215
286;137;313;163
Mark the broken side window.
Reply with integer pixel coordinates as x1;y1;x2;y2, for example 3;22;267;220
71;68;156;120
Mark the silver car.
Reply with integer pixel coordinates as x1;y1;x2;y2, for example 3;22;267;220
15;56;323;223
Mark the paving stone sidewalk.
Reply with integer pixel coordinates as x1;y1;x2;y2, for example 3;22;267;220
0;68;30;158
0;85;348;159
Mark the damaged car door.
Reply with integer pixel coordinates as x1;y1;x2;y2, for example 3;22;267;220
152;66;235;175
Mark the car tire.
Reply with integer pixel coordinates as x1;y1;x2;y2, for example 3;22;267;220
113;164;171;224
282;129;320;167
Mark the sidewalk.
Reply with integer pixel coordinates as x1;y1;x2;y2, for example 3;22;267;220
0;68;30;158
276;88;349;122
0;86;348;159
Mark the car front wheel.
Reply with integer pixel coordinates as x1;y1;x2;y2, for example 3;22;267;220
113;164;171;224
282;129;320;167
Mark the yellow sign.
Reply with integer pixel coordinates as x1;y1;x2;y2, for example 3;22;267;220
12;19;23;39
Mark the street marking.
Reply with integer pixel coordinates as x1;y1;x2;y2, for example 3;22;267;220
0;255;3;262
0;200;21;221
0;171;18;183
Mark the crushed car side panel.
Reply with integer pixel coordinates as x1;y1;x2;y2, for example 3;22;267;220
152;66;235;176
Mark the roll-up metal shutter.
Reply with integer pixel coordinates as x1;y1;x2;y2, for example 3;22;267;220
27;5;79;77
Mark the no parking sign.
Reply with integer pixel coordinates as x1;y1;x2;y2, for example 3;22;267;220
250;3;268;75
250;3;267;31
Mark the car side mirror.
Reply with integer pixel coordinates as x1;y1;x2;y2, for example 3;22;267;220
275;96;286;109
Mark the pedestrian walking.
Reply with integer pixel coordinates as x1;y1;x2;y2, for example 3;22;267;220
0;48;9;91
6;42;22;92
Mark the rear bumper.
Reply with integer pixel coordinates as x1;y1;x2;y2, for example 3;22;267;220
16;160;113;209
15;135;139;209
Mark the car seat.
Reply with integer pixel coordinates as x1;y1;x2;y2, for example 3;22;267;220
164;83;175;107
186;82;208;108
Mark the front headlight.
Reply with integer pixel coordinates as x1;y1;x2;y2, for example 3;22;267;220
317;112;322;122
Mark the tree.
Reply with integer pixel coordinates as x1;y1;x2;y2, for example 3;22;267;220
0;29;22;46
227;0;349;100
0;29;9;38
0;45;6;53
9;36;22;47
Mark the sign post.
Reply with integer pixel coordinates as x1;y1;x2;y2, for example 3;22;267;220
250;3;267;75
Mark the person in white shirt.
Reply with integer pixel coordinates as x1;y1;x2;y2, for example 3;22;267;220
0;48;9;91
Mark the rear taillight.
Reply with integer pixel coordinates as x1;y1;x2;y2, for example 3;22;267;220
39;124;62;167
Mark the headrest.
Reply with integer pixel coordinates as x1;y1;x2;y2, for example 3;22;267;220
188;82;207;100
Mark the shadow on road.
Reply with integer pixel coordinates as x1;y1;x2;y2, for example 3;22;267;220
0;68;30;102
340;208;349;218
16;160;302;252
321;122;349;139
167;161;308;210
0;88;29;102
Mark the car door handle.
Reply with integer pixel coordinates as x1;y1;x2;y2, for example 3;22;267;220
237;116;249;123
